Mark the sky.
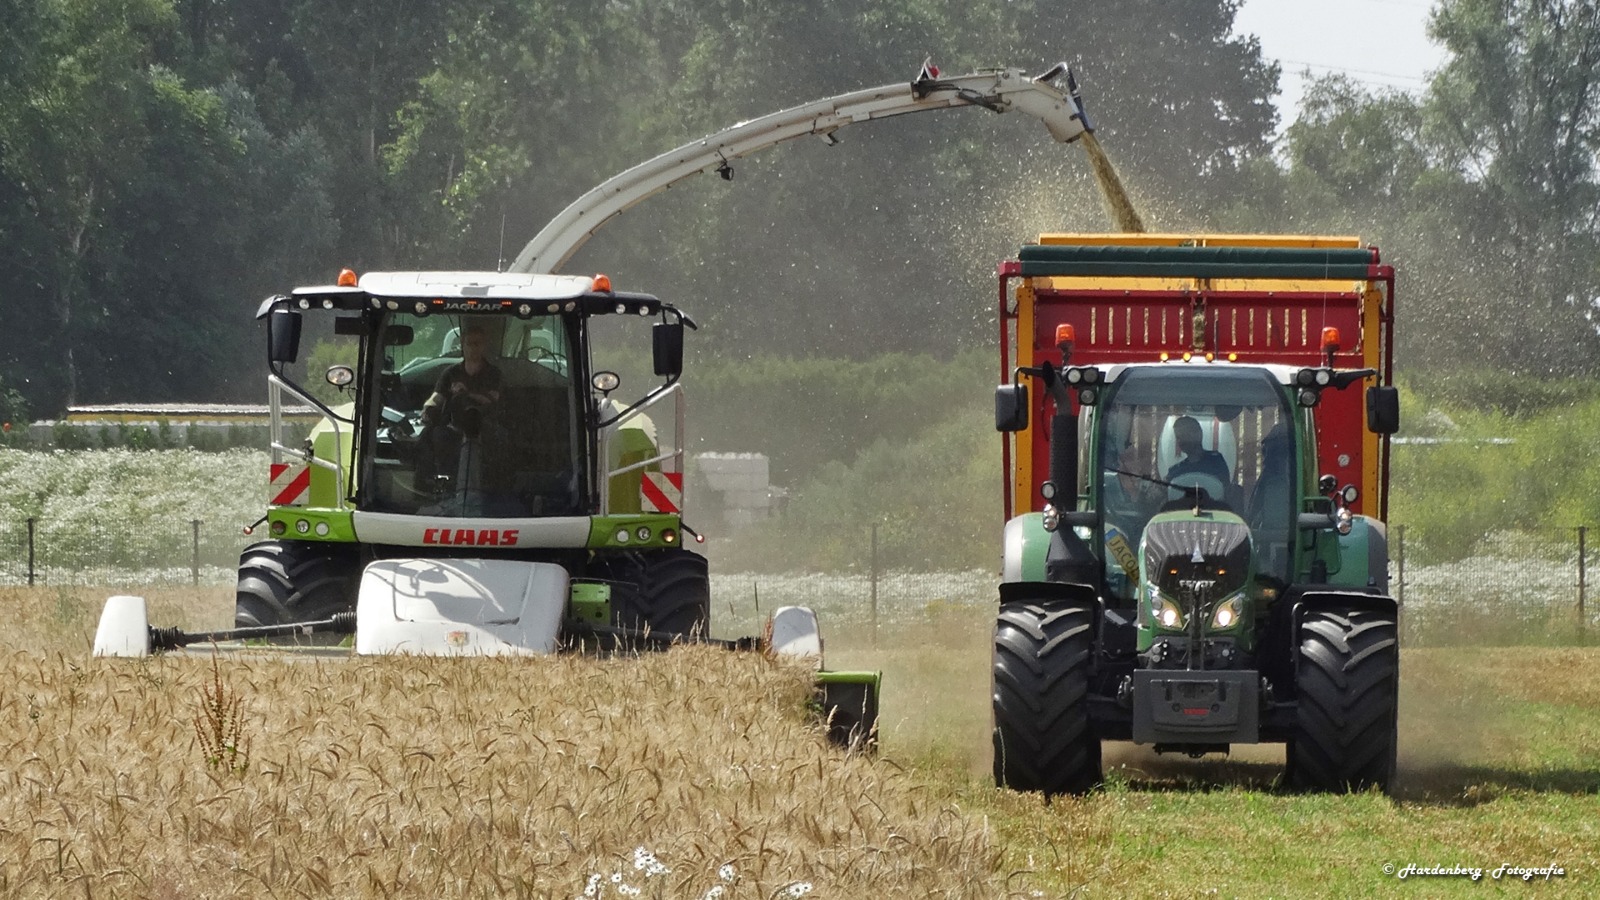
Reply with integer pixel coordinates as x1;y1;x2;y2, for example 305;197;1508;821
1232;0;1449;129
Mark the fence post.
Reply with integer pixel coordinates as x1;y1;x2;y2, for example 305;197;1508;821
870;523;879;649
1579;525;1587;641
192;519;202;586
1395;524;1405;608
26;516;35;587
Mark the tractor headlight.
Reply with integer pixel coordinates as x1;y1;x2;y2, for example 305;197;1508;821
1041;503;1060;533
1210;595;1246;630
1150;592;1185;629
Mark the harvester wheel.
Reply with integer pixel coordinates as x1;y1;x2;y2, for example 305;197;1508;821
992;599;1101;795
234;541;359;645
603;548;710;641
1286;607;1399;793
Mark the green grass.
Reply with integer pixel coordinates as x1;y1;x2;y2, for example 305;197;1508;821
829;602;1600;897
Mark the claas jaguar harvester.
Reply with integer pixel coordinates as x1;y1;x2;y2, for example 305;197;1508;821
91;269;877;747
991;234;1402;793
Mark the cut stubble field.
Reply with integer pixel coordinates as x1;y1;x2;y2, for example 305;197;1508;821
3;585;1599;898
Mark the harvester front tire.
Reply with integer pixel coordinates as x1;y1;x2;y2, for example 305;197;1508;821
604;549;711;641
992;599;1101;795
235;541;359;645
1286;607;1399;793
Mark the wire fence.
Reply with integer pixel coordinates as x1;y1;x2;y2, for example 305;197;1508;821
0;518;1592;645
0;518;254;588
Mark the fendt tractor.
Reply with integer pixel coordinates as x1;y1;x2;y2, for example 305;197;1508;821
92;269;877;746
991;234;1402;793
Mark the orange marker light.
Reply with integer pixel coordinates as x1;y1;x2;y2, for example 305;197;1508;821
1056;324;1076;345
1321;326;1341;350
592;274;613;293
337;268;358;287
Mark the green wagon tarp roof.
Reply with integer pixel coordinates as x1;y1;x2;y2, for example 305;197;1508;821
1017;244;1378;281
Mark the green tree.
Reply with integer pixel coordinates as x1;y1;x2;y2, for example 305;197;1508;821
1420;0;1600;375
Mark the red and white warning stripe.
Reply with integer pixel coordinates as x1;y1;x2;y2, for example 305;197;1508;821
640;472;683;514
269;462;311;507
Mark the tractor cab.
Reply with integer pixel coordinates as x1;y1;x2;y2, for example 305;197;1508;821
1090;363;1302;604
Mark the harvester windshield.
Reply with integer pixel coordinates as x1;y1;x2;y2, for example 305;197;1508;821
1095;366;1296;600
367;312;581;517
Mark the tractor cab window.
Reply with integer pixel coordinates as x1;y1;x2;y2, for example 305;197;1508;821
366;313;581;517
1095;367;1295;604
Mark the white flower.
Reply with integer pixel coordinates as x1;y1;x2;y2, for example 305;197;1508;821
632;846;670;877
718;864;737;883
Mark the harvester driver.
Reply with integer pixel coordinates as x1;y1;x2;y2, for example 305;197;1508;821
418;323;503;494
422;324;503;431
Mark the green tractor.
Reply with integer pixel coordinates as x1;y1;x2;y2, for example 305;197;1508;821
993;356;1402;793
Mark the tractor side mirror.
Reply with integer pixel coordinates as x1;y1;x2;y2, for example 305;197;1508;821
995;384;1029;432
652;322;684;376
1367;385;1400;435
267;309;302;364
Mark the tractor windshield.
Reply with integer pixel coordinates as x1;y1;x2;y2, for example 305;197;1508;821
1094;366;1295;603
364;313;582;517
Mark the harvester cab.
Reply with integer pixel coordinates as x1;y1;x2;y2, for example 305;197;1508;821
991;235;1402;794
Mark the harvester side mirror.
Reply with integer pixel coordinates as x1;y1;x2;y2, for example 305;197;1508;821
1367;385;1400;435
384;325;414;347
652;322;684;376
267;309;302;364
995;384;1029;432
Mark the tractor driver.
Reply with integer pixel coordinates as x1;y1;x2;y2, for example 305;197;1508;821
1166;415;1231;487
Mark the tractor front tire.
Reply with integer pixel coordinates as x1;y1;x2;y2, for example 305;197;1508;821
1286;607;1399;793
604;548;711;640
992;599;1101;795
235;541;360;645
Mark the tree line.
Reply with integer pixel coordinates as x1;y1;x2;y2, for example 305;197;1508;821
1;0;1597;420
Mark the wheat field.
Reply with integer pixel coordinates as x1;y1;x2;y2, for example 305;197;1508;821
0;586;1022;899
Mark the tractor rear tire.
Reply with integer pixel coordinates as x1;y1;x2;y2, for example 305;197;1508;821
603;548;711;641
235;541;360;645
992;599;1101;795
1286;607;1399;793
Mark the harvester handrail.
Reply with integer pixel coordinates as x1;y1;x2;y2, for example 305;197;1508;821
598;382;684;513
268;374;349;510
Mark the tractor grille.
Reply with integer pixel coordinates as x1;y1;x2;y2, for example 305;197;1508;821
1143;519;1251;598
